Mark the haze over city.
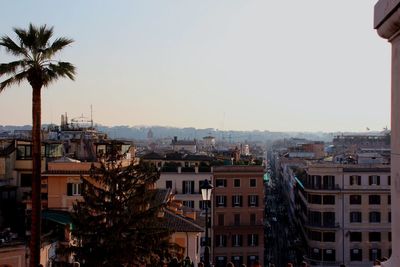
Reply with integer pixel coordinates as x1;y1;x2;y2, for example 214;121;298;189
0;0;390;132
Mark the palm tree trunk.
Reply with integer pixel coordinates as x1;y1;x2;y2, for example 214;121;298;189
30;86;42;267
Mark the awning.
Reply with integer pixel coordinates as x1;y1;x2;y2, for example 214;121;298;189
42;210;73;229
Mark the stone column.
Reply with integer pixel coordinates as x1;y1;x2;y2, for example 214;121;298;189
375;1;400;266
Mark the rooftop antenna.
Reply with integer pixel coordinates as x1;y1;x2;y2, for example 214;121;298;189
90;105;93;129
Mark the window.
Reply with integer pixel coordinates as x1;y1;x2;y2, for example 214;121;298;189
216;196;227;207
323;175;335;189
350;175;361;186
309;211;322;226
231;256;243;267
183;201;194;208
388;175;391;186
217;213;225;226
20;173;32;187
323;249;336;262
309;194;322;204
199;200;210;210
369;212;381;223
182;181;195;194
247;234;259;246
323;212;335;227
67;183;81;196
350;249;362;261
389;232;392;242
323;232;335;242
166;180;172;189
215;235;227;247
17;145;32;159
350;232;362;242
232;195;243;207
232;234;243;247
250;213;256;225
350;212;362;223
215;256;227;267
369;249;381;261
310;248;322;261
311;175;322;189
350;195;361;205
248;195;259;207
369;195;381;205
369;232;381;242
309;231;322;241
388;195;391;205
389;212;391;223
247;256;259;267
250;179;257;187
323;195;335;205
369;175;381;185
234;179;241;187
215;179;227;187
234;214;240;226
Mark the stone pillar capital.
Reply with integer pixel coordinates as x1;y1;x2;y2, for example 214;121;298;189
375;0;400;40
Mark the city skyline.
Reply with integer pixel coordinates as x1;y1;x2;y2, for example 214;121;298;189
0;1;390;132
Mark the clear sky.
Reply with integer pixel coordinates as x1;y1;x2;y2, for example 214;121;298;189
0;1;391;132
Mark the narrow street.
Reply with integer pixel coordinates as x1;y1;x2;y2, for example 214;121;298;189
264;163;304;267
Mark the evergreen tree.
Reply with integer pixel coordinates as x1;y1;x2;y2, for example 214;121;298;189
69;162;181;266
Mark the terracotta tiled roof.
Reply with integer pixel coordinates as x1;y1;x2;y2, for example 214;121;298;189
43;170;92;175
161;210;204;233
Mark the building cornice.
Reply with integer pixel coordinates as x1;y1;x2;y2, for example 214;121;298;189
375;0;400;39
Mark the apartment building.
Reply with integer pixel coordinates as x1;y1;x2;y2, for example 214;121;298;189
293;163;391;267
212;165;265;267
156;167;212;211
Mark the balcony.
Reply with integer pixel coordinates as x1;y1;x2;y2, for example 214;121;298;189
305;222;340;230
304;184;341;191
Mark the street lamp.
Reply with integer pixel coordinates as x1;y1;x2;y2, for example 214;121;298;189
201;179;213;267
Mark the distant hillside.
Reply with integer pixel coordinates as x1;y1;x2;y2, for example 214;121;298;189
0;124;340;142
3;124;384;143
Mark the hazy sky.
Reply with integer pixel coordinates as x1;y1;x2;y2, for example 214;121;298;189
0;1;391;132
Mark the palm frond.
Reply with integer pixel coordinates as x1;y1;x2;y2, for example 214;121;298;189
0;60;27;77
14;27;33;50
0;36;26;57
43;61;76;85
36;24;53;48
0;71;28;92
41;37;74;59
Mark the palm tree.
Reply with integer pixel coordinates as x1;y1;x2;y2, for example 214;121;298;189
0;24;75;267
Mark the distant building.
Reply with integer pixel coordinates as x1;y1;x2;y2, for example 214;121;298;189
171;136;197;153
212;165;265;267
292;163;391;266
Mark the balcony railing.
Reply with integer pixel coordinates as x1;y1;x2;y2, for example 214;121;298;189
304;184;341;191
305;222;340;229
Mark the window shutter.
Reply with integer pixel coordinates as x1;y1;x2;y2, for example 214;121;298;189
377;176;380;185
240;196;243;207
191;181;195;194
357;176;361;185
369;176;372;185
67;183;72;196
232;196;235;207
350;176;354;185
